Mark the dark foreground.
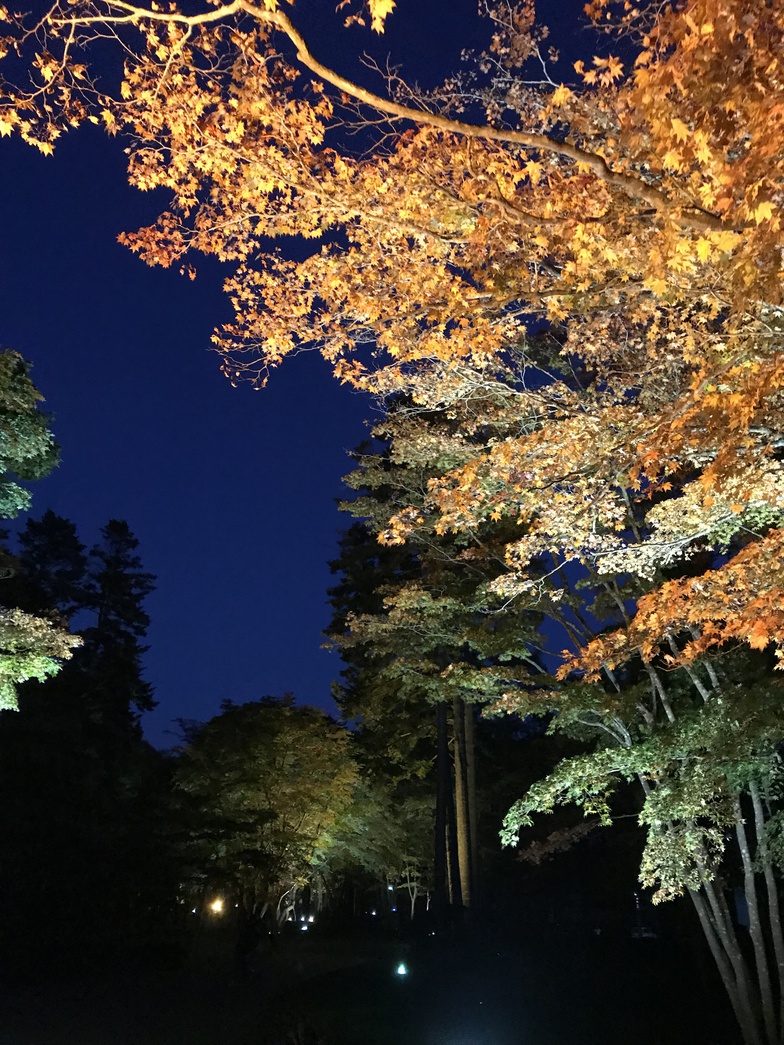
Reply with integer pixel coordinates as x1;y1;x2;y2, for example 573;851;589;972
1;925;737;1045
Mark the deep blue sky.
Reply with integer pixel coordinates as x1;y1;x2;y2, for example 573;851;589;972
0;0;585;747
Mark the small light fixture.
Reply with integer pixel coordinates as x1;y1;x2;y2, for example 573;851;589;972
396;962;408;977
209;898;224;914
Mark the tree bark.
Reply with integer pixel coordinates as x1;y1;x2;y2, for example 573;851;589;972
465;702;479;910
735;796;776;1045
434;701;449;928
452;697;472;909
751;781;784;1039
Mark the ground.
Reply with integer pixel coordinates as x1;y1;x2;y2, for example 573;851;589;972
2;921;737;1044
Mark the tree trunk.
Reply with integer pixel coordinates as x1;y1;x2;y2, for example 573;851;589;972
735;796;777;1044
452;697;472;909
700;873;763;1045
690;887;759;1044
465;701;479;909
434;701;449;928
751;781;784;1039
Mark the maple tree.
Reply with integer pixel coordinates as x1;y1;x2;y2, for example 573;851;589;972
0;0;781;666
3;0;784;1036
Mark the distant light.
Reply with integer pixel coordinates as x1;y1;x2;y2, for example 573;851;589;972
210;898;224;914
396;962;408;977
371;909;376;916
387;885;394;891
192;908;197;915
301;923;309;931
391;906;397;912
300;915;306;922
234;903;239;908
308;915;314;923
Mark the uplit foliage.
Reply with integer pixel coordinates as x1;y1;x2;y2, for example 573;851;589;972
174;696;357;921
1;0;782;667
0;353;80;709
0;351;60;518
0;606;81;710
4;2;784;1038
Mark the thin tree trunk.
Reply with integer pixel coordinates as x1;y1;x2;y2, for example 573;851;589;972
465;701;479;910
446;737;463;914
452;697;472;909
735;795;777;1044
690;887;760;1045
434;702;449;928
703;874;763;1044
751;781;784;1038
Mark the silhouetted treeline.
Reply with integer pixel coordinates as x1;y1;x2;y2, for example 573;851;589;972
0;512;179;979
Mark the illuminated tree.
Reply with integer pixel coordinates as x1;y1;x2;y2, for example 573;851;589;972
174;696;357;924
3;2;784;1034
0;353;80;709
1;0;781;666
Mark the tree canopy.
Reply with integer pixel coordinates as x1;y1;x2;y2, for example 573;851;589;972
0;353;79;709
174;696;357;920
3;4;784;1038
1;0;782;671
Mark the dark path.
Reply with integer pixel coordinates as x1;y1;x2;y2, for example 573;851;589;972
1;927;738;1044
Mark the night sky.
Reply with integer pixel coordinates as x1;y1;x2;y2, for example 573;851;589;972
0;0;584;747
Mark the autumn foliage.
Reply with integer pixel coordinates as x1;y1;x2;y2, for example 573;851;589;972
3;2;784;1038
1;0;782;671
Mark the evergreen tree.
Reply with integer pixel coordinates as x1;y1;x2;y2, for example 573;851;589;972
82;518;156;719
14;509;87;620
0;515;170;977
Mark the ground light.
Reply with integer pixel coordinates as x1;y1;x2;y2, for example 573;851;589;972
396;962;408;977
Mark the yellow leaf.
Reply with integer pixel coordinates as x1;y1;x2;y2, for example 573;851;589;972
754;201;775;224
695;237;712;262
712;230;740;252
368;0;395;32
524;160;543;185
661;149;683;171
671;117;690;142
550;84;574;106
644;276;668;295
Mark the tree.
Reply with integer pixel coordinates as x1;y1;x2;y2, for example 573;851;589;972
4;3;784;1035
325;778;434;922
0;353;80;709
330;426;548;918
0;514;166;977
0;350;60;518
173;696;357;925
2;0;781;664
14;509;88;620
81;518;156;720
